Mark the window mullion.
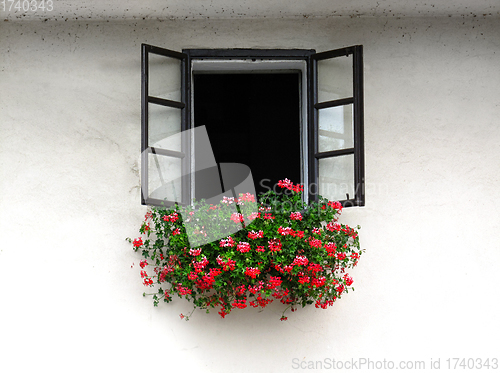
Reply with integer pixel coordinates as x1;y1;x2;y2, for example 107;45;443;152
141;44;149;205
315;148;354;159
315;97;354;110
307;54;318;203
181;50;191;205
148;96;185;109
353;45;365;206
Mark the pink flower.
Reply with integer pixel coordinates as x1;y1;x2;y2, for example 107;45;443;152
177;284;192;295
292;255;309;266
292;230;304;238
245;267;260;279
268;239;282;252
324;242;337;257
230;213;244;224
290;212;302;221
311;276;326;287
237;242;251;253
163;212;179;222
344;273;354;286
309;238;322;248
249;294;273;308
235;285;246;296
247;212;259;221
298;275;310;284
267;276;282;289
189;248;202;256
326;221;341;232
193;257;209;272
351;252;360;266
277;179;303;193
216;256;235;271
219;236;235;247
248;230;264;239
278;178;293;189
307;263;323;275
221;196;235;204
337;252;347;260
248;280;265;294
278;226;293;236
328;201;343;211
237;193;256;203
232;298;247;309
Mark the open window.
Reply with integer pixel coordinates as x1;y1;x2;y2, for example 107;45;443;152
141;44;364;207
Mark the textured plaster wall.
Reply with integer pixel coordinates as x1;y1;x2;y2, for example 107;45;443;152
1;16;499;372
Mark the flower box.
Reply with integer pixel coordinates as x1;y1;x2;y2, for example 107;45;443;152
130;179;362;320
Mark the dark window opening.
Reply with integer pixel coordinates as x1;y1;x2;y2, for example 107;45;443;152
193;73;301;200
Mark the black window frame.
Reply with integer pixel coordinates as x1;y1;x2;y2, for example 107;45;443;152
141;44;365;207
310;45;365;207
141;44;190;207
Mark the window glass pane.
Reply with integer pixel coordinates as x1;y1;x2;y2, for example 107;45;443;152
148;53;181;102
318;155;354;201
318;54;353;102
148;103;181;150
318;104;353;152
148;153;182;202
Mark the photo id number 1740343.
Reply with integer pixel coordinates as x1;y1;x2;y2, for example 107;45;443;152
446;358;498;370
1;0;54;12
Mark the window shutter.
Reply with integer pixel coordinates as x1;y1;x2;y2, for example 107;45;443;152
309;45;365;206
141;44;190;206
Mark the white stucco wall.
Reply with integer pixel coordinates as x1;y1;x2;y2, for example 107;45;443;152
1;15;499;372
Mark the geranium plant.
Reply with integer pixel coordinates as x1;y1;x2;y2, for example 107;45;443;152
129;179;362;321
